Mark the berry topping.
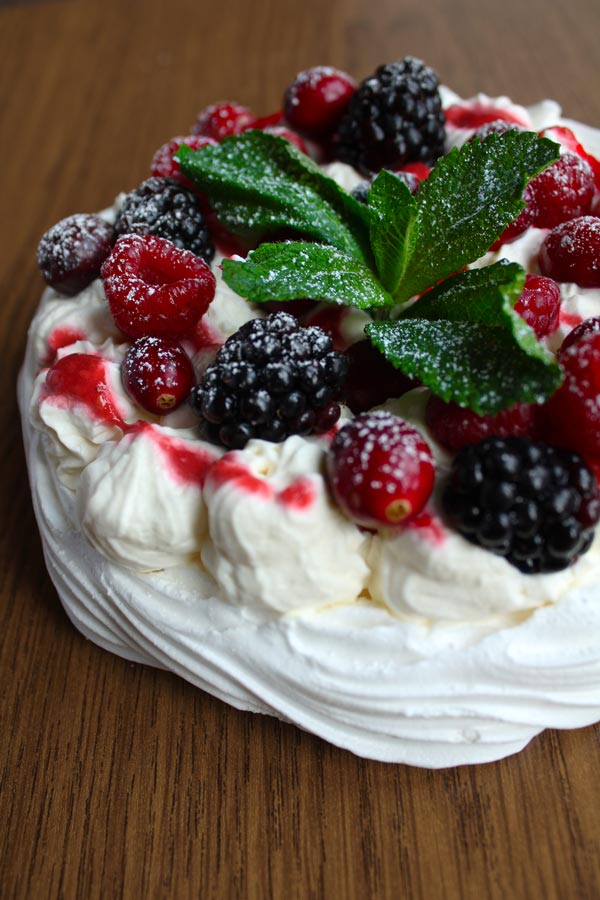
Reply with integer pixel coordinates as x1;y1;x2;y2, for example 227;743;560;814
343;339;415;413
283;66;356;138
470;119;525;141
121;336;195;415
513;274;562;338
538;216;600;287
102;234;216;340
150;135;216;186
37;214;115;296
114;176;214;264
261;125;308;153
191;102;255;141
490;184;536;248
543;331;600;458
528;152;595;228
425;396;540;451
190;312;348;449
327;410;435;529
444;103;531;131
559;316;600;356
333;57;445;175
442;436;599;573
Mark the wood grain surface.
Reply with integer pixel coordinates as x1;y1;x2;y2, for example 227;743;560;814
1;0;600;897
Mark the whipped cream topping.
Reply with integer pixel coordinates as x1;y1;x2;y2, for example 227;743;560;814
18;94;600;766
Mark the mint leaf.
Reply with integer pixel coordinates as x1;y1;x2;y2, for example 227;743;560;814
366;262;563;413
177;132;373;265
391;131;559;304
222;242;394;309
367;169;419;295
366;319;563;414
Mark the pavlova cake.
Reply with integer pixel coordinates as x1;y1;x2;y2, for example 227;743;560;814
19;58;600;767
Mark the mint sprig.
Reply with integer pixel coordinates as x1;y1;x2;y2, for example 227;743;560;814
179;129;562;415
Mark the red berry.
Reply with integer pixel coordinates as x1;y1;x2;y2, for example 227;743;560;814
399;161;431;182
284;66;356;138
490;184;537;249
102;234;216;340
539;126;600;190
122;336;195;414
150;134;216;186
543;331;600;457
513;274;562;338
327;410;435;528
343;340;415;413
538;216;600;287
191;102;255;141
261;125;308;153
37;214;115;296
559;316;600;356
529;152;595;228
252;109;285;130
425;395;540;451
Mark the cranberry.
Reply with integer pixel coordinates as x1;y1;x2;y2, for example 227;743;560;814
37;214;115;296
284;66;356;138
538;216;600;287
122;336;195;414
543;331;600;458
559;317;600;356
327;410;435;528
490;184;536;249
514;274;562;338
425;395;540;451
102;234;216;340
343;340;415;413
529;152;595;228
150;134;216;187
191;102;255;141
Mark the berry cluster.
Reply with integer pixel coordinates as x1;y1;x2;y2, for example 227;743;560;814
190;312;348;449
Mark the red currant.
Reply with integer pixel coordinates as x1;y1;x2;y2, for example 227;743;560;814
559;316;600;356
284;66;356;138
102;234;216;340
514;274;562;338
538;216;600;287
192;102;255;141
425;395;540;451
327;410;435;528
529;152;595;228
122;336;195;414
543;331;600;458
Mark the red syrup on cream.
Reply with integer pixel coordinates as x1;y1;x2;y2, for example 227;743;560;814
207;453;317;510
444;102;531;131
406;510;447;546
140;423;217;487
42;325;87;368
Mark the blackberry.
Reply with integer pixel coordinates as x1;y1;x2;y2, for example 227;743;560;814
114;177;214;264
442;437;600;573
333;57;445;175
190;312;348;449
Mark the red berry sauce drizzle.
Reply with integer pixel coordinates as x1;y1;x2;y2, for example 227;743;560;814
207;453;317;511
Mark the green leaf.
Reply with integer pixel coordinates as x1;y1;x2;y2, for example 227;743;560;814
367;169;419;295
222;242;394;309
177;132;373;265
392;131;559;305
366;319;563;415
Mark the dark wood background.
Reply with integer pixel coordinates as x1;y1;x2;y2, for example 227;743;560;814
1;0;600;897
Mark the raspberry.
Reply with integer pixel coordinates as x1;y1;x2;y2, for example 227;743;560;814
115;177;214;264
284;67;356;138
513;274;562;338
327;410;435;529
333;58;445;175
102;234;216;340
190;312;348;449
121;336;195;415
538;216;600;287
442;437;599;573
543;331;600;458
343;340;415;413
559;316;600;356
529;153;595;228
425;395;540;451
191;102;255;141
37;214;115;296
150;134;216;187
490;184;537;249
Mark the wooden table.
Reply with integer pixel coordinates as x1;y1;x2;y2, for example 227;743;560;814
2;0;599;896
